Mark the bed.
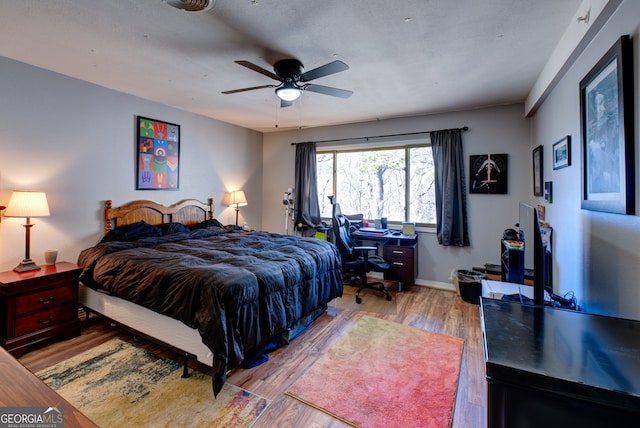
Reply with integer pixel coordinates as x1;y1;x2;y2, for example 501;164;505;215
77;198;343;396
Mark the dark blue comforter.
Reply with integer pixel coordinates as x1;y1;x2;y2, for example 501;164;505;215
78;228;343;396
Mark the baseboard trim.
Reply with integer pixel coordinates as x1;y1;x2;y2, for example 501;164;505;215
413;279;456;292
371;272;456;293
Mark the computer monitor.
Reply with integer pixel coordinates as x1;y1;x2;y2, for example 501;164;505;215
518;202;548;306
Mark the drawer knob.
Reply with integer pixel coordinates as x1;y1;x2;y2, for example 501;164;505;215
38;295;55;305
392;250;404;254
393;262;404;266
38;315;55;325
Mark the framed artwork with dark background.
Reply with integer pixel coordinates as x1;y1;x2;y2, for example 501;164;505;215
469;153;508;194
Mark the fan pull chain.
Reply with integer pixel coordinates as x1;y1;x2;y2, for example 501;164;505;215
297;96;303;130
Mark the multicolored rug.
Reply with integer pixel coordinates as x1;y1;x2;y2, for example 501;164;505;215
286;316;464;428
36;338;270;427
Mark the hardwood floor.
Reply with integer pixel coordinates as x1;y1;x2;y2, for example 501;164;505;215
18;283;486;428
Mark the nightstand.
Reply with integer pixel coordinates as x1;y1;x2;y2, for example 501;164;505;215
0;262;82;357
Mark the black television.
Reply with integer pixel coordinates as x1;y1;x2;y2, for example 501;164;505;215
518;202;549;306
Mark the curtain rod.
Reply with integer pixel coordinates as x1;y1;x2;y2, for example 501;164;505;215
290;126;468;145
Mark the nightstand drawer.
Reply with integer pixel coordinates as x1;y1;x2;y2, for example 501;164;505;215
15;304;74;337
15;285;74;316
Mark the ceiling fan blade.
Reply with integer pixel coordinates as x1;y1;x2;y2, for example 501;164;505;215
299;60;349;82
221;84;276;94
235;60;281;81
280;99;293;108
304;84;353;99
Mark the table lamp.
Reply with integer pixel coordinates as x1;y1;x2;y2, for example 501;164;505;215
4;191;50;272
223;190;248;226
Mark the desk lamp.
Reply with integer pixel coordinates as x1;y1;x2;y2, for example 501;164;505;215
4;191;50;272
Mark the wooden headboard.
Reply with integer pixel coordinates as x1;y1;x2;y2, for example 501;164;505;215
104;198;214;233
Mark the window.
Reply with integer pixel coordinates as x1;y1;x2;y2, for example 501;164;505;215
317;145;435;226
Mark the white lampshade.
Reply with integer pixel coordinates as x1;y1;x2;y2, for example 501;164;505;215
5;191;50;272
223;190;248;208
4;191;50;218
275;83;302;102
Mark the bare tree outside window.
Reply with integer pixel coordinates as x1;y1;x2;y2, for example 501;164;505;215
317;152;334;216
409;146;436;224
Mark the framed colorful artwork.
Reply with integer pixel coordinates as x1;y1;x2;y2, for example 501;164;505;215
469;153;508;194
537;204;546;221
580;35;634;214
136;116;180;190
533;145;543;196
544;181;553;204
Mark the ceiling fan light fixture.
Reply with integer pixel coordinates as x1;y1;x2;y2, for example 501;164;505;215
165;0;215;12
276;83;302;102
224;58;351;105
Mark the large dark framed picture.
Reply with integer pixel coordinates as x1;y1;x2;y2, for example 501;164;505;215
580;35;634;214
469;153;508;194
136;116;180;190
532;145;543;196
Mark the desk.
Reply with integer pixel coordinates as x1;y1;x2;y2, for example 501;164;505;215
351;230;418;290
481;298;640;428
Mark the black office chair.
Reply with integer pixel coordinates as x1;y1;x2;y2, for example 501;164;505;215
332;206;392;304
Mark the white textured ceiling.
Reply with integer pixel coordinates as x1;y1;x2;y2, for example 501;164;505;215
0;0;582;133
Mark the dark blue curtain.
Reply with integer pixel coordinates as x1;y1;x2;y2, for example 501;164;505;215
294;142;321;228
431;129;470;246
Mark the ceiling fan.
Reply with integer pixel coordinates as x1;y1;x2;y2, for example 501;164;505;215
222;59;353;107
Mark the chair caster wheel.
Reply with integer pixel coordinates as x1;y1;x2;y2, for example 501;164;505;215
386;294;392;301
356;296;362;304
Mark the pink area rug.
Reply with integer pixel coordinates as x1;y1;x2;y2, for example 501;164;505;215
286;316;464;428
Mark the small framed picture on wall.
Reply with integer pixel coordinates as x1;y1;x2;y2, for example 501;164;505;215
532;145;543;196
552;136;571;170
544;181;553;204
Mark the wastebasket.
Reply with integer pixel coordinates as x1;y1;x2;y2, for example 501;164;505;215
456;269;485;304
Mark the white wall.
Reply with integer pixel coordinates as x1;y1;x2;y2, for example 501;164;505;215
262;104;532;286
0;57;263;271
531;0;640;319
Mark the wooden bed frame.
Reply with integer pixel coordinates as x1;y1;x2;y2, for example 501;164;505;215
80;198;218;370
104;198;214;233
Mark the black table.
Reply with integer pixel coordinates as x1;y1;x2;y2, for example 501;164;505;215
480;298;640;428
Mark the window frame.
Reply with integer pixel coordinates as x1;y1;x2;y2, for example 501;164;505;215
318;142;436;228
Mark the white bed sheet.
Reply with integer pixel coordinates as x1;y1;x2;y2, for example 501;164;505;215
79;283;214;366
